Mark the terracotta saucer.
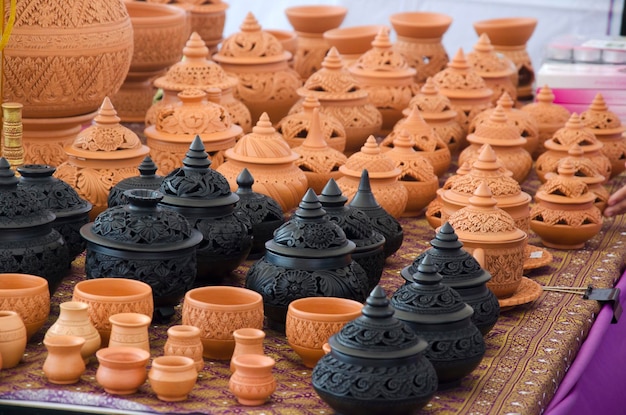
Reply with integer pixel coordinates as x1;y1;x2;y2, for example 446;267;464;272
523;244;553;271
498;277;543;311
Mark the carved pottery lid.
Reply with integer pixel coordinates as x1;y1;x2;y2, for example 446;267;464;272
329;285;429;359
580;93;626;137
470;92;538;141
153;32;238;91
293;108;347;174
384;130;439;182
159;136;239;207
349;27;416;79
296;47;369;101
431;48;493;100
535;159;597;206
385;107;450;154
340;136;401;179
265;189;356;258
404;77;458;121
391;253;474;324
17;164;92;217
0;158;56;229
546;144;605;186
107;156;164;208
466;33;516;78
521;85;570;127
235;167;285;223
545;113;602;151
213;12;290;65
467;104;526;147
65;97;149;161
401;222;492;288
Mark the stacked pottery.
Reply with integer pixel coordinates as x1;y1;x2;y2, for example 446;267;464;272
216;113;309;212
107;156;164;208
580;93;626;179
459;104;532;184
158;136;253;282
213;12;302;124
348;27;419;135
245;189;370;331
312;286;438;415
55;97;150;220
173;0;229;54
292;108;348;193
146;32;252;133
323;24;383;67
337;137;408;219
556;144;609;211
0;159;70;293
521;85;571;159
289;47;383;155
535;113;611;183
530;159;603;250
234;168;285;260
391;254;486;388
17;164;92;261
401;222;500;335
318;178;386;292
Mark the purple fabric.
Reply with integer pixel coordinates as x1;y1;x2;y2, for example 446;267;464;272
545;270;626;415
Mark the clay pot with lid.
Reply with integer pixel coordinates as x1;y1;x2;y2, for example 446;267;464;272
245;189;369;332
530;159;603;250
323;24;383;66
312;285;438;415
107;156;164;208
556;144;609;212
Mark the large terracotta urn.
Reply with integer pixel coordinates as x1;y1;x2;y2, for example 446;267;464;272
3;0;134;166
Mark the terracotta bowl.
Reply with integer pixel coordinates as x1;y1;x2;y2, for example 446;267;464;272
0;273;50;341
182;286;264;360
389;12;453;38
473;17;538;46
285;296;363;368
323;25;385;56
95;346;151;395
285;5;348;34
72;278;154;347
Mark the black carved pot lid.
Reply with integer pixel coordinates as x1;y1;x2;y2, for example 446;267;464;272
235;167;284;223
391;254;473;325
159;135;239;208
108;156;164;208
329;285;428;359
401;221;491;288
0;158;56;229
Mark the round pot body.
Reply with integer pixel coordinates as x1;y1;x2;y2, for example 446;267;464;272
0;311;27;369
42;335;86;385
149;355;198;402
95;346;150;395
228;354;277;406
0;273;50;341
108;312;151;352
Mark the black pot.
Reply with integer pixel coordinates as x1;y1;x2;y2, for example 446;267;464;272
107;156;164;208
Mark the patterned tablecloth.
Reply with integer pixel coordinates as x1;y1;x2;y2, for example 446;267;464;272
1;170;626;415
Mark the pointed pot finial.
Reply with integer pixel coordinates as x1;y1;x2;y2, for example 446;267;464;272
448;48;470;71
182;32;210;60
322;47;345;70
349;169;380;209
302;108;328;149
93;97;121;126
495;92;515;110
240;12;262;33
430;222;464;250
318;178;348;205
294;188;326;219
536;85;556;104
138;156;158;177
182;135;212;169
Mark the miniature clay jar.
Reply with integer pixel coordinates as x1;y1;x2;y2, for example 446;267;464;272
401;222;500;335
45;301;101;363
292;108;348;193
530;159;603;250
147;32;252;133
149;355;198;402
165;325;204;373
285;4;347;79
231;328;266;372
286;296;363;368
95;346;151;395
182;286;264;360
42;335;86;385
234;168;285;260
289;47;383;155
337;137;408;218
108;312;152;352
245;189;369;331
17;164;92;261
72;278;154;347
459;104;533;184
389;11;452;84
556;144;609;212
107;156;164;208
276;95;347;153
536;113;612;183
318;178;386;291
0;310;27;369
229;354;277;406
145;88;243;175
521;85;571;159
54;97;150;220
392;254;485;388
447;182;527;299
473;17;538;101
158;136;253;282
580;93;626;179
213;12;302;124
323;24;383;66
216;113;309;213
0;159;70;294
348;26;419;135
0;273;50;341
312;286;438;415
173;0;228;53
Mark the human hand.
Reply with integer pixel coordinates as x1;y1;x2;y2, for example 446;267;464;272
603;184;626;217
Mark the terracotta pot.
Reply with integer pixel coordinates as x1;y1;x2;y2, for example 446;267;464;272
323;24;384;66
108;312;151;352
286;297;363;368
42;335;86;385
174;0;228;53
95;346;150;395
165;325;204;372
557;144;609;211
231;328;266;372
182;286;264;360
45;301;101;363
149;355;198;402
229;354;276;406
0;273;50;341
0;311;27;369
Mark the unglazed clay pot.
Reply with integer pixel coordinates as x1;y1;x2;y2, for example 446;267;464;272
173;0;228;54
231;328;266;372
323;24;383;66
149;355;198;402
95;346;151;395
556;144;609;211
0;273;50;341
0;311;27;369
164;325;204;372
108;312;152;352
229;354;277;406
42;335;86;385
45;301;101;363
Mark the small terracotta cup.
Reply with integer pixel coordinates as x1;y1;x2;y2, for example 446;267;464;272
149;355;198;402
0;273;50;340
42;335;86;385
95;346;151;395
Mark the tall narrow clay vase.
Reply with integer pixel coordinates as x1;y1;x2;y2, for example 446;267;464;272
42;335;86;384
0;311;27;369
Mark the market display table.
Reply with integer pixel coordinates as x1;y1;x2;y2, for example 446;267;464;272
1;171;625;415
